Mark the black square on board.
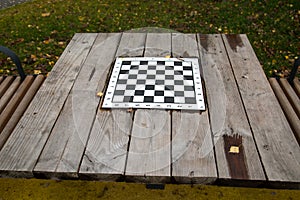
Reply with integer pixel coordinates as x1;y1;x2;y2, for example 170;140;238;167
130;65;139;70
123;96;133;102
120;70;129;74
128;74;137;79
122;61;131;65
155;91;164;96
165;97;174;103
135;90;145;96
138;70;147;74
165;85;174;90
147;75;156;79
148;65;156;70
126;85;135;90
137;80;146;84
184;75;193;80
183;66;192;70
174;70;183;75
174;61;182;66
114;90;125;95
144;96;154;102
174;80;184;85
185;97;196;104
140;61;148;65
155;80;164;85
146;85;155;90
175;91;184;96
165;75;174;80
117;79;127;84
184;86;194;91
156;70;165;74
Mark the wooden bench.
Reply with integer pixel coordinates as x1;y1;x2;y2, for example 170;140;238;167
269;58;300;144
0;46;45;150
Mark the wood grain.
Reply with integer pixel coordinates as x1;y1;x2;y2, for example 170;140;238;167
126;109;171;183
222;34;300;184
198;34;265;184
125;33;172;183
0;33;97;178
34;33;121;179
80;33;146;180
171;33;217;184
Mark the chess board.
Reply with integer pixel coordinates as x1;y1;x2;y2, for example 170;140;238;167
102;57;205;110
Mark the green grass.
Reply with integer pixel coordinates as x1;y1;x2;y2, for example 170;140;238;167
0;0;299;77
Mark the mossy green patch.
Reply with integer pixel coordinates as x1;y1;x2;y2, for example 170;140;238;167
0;178;299;200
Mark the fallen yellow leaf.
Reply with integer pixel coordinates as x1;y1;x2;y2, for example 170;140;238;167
97;92;103;97
41;12;51;17
34;70;42;75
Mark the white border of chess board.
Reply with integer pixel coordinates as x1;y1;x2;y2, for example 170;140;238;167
102;57;205;110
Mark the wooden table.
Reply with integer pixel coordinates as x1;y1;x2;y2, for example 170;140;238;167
0;33;299;189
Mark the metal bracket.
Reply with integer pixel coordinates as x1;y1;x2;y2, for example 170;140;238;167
0;45;26;81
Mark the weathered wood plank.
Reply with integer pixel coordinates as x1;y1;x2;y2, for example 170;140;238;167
0;76;4;84
126;109;171;183
80;109;133;180
125;33;171;183
0;77;21;114
0;76;14;98
80;33;146;180
171;33;217;184
0;33;97;178
269;78;300;144
222;34;300;184
34;33;121;179
0;75;44;151
198;34;265;184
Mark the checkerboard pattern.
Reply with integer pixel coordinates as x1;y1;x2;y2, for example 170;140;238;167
102;57;205;110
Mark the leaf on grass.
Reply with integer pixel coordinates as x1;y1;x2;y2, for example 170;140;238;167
41;12;51;17
34;70;42;75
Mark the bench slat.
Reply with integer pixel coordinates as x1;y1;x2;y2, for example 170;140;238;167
279;78;300;118
0;77;21;114
0;76;34;133
0;76;14;98
0;76;4;84
0;75;45;150
269;78;300;144
293;78;300;97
